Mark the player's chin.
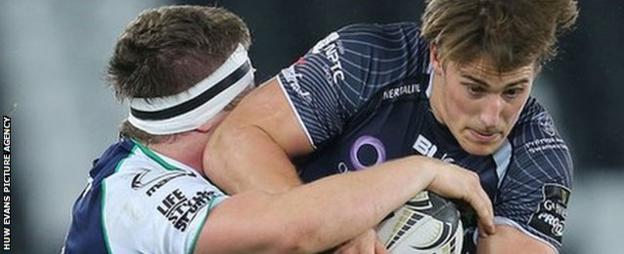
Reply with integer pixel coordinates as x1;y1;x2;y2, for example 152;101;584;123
459;136;503;156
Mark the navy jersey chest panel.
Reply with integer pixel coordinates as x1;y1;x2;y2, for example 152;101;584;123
297;80;501;202
64;140;134;254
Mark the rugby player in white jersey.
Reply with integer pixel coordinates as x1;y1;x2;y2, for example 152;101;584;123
63;5;494;254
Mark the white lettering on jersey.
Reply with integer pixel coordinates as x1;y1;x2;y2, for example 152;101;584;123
413;135;454;163
310;32;344;83
323;43;345;83
382;84;420;100
524;137;568;154
156;188;216;232
281;66;312;103
312;32;340;54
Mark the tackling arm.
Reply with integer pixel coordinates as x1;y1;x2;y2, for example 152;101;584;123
204;23;426;195
195;155;495;254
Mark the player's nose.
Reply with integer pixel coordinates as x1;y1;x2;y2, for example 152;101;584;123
479;95;503;129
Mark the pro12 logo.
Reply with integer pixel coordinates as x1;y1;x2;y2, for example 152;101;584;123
528;183;570;244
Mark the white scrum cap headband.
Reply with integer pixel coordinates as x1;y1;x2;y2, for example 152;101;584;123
128;44;254;135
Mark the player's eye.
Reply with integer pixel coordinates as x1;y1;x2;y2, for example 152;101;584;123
463;83;486;97
503;87;524;100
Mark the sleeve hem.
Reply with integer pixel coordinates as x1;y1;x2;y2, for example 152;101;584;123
186;195;228;254
493;216;559;253
276;74;317;150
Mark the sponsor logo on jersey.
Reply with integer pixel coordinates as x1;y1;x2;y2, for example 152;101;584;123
322;42;345;83
524;137;568;154
382;84;420;100
349;135;386;170
281;66;312;103
311;32;340;54
534;112;557;136
412;135;454;163
131;169;197;197
310;32;344;83
528;184;570;244
157;188;218;232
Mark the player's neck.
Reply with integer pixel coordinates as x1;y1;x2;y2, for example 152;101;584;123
148;133;208;177
428;75;447;126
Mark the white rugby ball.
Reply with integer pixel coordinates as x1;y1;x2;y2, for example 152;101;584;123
377;191;463;254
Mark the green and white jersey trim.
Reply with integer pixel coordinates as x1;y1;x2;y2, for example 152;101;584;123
101;140;227;254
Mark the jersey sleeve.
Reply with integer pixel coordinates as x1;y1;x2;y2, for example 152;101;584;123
102;166;228;254
277;22;427;148
494;98;573;251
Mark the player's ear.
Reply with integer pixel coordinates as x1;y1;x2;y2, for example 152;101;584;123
429;44;443;76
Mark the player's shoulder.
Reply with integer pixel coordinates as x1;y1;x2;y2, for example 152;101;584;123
99;141;225;253
102;139;226;229
506;97;573;183
334;22;423;46
496;98;573;249
337;22;421;35
511;97;566;145
106;140;208;190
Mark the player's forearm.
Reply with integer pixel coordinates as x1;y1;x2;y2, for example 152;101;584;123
198;155;493;253
270;156;436;253
196;156;435;254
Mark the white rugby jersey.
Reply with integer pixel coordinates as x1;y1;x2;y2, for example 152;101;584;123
63;139;227;254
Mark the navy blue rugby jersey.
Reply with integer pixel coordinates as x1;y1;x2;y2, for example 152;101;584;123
277;23;572;253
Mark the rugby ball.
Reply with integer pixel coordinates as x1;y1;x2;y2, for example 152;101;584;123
377;191;463;254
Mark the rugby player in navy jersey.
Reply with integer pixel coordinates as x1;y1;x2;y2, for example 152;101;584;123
205;0;578;253
63;5;495;254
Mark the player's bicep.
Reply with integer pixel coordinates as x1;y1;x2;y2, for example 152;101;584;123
204;78;310;194
223;77;314;156
493;153;572;252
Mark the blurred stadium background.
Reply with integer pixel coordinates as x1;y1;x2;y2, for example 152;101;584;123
1;1;622;253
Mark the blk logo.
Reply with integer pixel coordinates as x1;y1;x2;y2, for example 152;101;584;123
412;135;454;163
